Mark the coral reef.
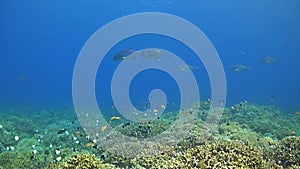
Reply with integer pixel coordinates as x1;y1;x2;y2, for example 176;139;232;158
0;102;299;168
131;140;279;168
218;121;263;144
267;136;300;168
221;102;299;139
62;153;104;169
48;153;116;169
115;118;171;138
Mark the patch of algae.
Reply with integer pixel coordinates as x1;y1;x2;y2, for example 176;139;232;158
0;151;39;169
131;140;281;169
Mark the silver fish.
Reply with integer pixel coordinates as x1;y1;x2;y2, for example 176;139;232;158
260;57;279;64
230;64;248;72
177;64;198;72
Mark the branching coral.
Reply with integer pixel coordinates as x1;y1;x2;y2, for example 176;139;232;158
62;153;105;169
272;136;300;168
131;140;278;168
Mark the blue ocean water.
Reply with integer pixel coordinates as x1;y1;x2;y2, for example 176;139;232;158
1;0;300;114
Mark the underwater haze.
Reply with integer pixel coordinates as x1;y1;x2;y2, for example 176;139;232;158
1;0;300;113
1;0;300;168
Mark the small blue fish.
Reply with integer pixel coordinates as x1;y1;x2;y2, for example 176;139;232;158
113;49;136;61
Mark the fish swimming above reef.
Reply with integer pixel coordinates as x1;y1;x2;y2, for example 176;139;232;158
109;116;121;123
260;56;279;64
100;125;108;132
230;64;248;72
139;48;166;60
113;48;167;62
57;129;66;134
86;142;94;147
113;49;136;61
177;64;198;72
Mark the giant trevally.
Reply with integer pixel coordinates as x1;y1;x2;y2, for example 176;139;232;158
113;49;136;61
230;64;248;72
260;56;279;64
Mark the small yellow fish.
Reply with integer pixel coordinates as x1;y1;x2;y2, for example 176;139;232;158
153;109;158;113
109;116;121;123
161;105;166;110
86;142;94;147
100;125;107;132
73;131;78;136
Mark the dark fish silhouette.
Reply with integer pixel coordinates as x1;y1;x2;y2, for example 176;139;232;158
57;129;66;134
113;49;136;61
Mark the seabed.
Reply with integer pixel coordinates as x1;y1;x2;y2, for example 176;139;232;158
0;101;299;169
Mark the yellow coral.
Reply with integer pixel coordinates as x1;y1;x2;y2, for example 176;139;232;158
131;140;280;168
62;153;105;169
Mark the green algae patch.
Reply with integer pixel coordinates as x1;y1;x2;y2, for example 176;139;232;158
0;151;39;169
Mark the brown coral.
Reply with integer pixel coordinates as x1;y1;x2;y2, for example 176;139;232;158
271;136;300;168
131;140;277;168
62;153;105;169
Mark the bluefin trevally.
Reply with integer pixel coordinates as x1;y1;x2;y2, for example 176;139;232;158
230;64;248;72
113;48;167;62
260;56;279;64
113;49;136;61
177;64;198;72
